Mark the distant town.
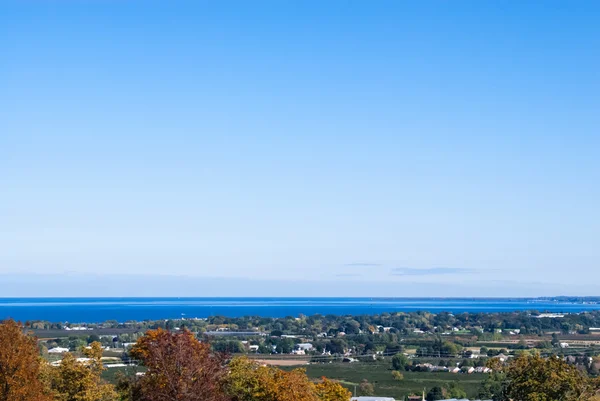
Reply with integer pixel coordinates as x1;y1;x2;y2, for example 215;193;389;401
9;309;597;400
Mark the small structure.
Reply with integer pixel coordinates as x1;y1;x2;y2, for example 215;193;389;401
48;347;70;354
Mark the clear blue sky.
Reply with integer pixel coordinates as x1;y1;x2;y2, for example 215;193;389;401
1;1;599;297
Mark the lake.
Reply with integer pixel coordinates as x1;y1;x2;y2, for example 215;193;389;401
1;297;600;322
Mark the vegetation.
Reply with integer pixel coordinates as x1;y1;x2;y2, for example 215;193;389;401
0;319;49;401
128;328;229;401
42;342;117;401
5;310;600;401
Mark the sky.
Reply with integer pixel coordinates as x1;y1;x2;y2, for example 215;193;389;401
1;1;599;297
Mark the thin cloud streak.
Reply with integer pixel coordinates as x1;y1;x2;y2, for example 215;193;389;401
345;263;382;267
391;267;476;276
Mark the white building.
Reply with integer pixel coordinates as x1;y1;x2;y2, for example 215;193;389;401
48;347;70;354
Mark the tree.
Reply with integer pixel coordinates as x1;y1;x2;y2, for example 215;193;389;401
314;378;351;401
225;356;319;401
391;371;404;381
505;354;600;401
358;380;374;396
426;386;445;401
391;353;409;371
130;328;229;401
0;319;50;401
43;341;117;401
445;383;467;399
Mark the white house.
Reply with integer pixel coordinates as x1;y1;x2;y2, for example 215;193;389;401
48;347;70;354
560;342;569;348
296;343;313;351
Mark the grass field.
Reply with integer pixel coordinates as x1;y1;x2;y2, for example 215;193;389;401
286;362;485;399
102;362;485;399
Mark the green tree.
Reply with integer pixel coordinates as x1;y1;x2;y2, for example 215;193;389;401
426;386;445;401
391;353;409;371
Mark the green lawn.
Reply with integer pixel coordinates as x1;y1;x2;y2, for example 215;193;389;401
288;362;485;400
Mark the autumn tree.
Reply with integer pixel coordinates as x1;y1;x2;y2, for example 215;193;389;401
226;356;347;401
391;370;404;381
0;319;50;401
314;378;351;401
130;328;229;401
358;379;374;396
43;341;117;401
226;356;317;401
505;354;600;401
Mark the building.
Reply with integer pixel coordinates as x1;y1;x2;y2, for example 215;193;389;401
48;347;70;354
296;343;313;351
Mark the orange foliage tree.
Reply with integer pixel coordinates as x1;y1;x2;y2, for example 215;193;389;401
225;356;350;401
130;328;229;401
43;341;117;401
315;378;352;401
0;319;49;401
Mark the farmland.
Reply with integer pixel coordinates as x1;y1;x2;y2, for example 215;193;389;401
283;362;485;399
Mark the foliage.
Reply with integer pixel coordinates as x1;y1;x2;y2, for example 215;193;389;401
225;356;318;401
391;370;404;381
505;354;600;401
225;357;350;401
391;353;409;370
130;328;229;401
358;379;374;396
426;386;445;401
0;319;50;401
43;341;117;401
314;378;352;401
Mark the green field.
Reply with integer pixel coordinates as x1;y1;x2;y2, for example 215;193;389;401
101;366;146;384
102;362;485;400
288;363;485;399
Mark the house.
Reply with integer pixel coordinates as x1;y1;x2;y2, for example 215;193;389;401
296;343;313;351
451;367;461;373
248;345;259;352
467;367;475;374
560;342;569;348
291;349;306;355
48;347;70;354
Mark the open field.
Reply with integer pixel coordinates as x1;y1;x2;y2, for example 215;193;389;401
102;361;485;399
283;362;485;399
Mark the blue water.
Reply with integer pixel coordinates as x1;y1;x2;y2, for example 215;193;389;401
1;298;599;323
